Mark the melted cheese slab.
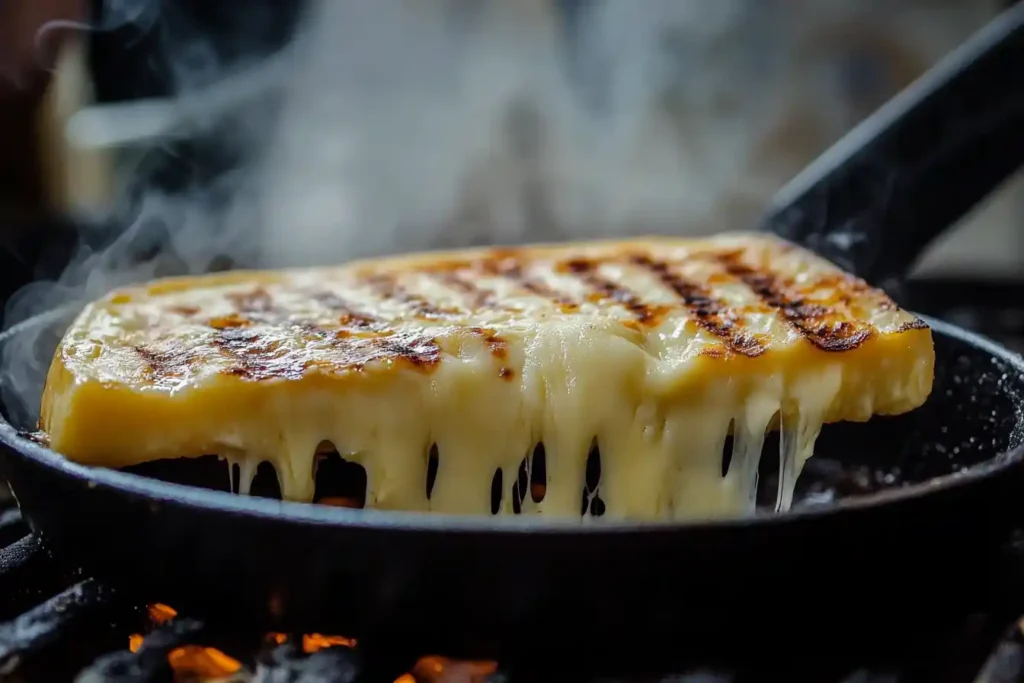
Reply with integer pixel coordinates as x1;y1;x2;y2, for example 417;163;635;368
39;233;934;520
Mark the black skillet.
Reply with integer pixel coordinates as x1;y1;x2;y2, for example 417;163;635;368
1;4;1024;674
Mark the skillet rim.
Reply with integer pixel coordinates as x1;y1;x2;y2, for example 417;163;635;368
0;309;1022;535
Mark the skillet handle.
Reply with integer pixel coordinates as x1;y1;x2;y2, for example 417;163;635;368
761;2;1024;287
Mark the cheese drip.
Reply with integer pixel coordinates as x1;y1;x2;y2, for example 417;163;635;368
219;364;843;521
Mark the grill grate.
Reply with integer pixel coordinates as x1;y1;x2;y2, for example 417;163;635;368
0;491;1023;683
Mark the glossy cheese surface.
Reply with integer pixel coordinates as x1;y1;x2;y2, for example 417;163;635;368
39;233;935;520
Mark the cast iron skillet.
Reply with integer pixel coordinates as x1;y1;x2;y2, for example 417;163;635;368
1;3;1023;674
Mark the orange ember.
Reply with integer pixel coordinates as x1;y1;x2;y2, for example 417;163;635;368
148;603;178;624
303;633;356;652
410;656;498;683
167;646;242;678
128;603;180;651
263;632;357;651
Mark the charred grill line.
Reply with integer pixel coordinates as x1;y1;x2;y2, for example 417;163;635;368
715;253;875;353
363;274;458;319
132;345;194;383
434;271;496;309
630;255;767;357
227;287;275;314
213;328;302;381
227;286;274;313
486;260;579;311
209;318;443;379
167;305;199;317
310;291;387;330
560;258;667;326
468;327;509;359
352;333;443;370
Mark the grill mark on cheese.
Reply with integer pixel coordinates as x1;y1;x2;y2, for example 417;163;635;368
715;252;874;353
213;328;300;381
466;326;513;379
629;254;766;357
168;305;200;317
227;287;275;314
211;325;442;379
363;273;459;319
896;318;930;333
434;271;495;309
133;344;196;384
208;313;252;329
333;331;442;371
309;291;386;330
484;259;580;312
468;327;509;359
558;258;667;326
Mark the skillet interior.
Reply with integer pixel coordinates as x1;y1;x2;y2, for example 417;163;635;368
0;308;1023;668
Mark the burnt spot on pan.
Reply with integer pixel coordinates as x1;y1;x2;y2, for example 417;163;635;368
558;258;668;326
716;252;874;352
630;254;766;357
363;273;459;319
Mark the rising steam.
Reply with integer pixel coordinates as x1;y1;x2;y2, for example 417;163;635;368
0;0;997;426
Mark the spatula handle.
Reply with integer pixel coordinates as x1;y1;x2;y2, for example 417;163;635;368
762;2;1024;287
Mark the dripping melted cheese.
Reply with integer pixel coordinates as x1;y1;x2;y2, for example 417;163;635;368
38;233;935;520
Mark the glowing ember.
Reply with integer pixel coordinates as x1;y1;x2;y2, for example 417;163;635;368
167;645;242;678
411;656;498;683
302;633;356;652
263;632;357;651
128;603;181;651
149;603;178;623
126;602;373;676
